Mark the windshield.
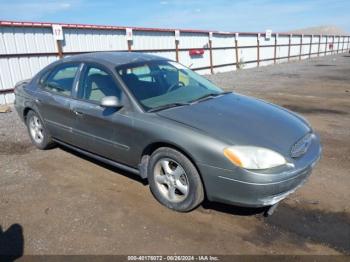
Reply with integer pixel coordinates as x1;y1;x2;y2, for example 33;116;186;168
116;60;224;111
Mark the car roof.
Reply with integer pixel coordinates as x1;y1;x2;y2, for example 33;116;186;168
62;51;168;67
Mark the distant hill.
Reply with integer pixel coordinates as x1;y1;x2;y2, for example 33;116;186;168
286;25;348;35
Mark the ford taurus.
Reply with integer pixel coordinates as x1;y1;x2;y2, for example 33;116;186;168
14;52;322;213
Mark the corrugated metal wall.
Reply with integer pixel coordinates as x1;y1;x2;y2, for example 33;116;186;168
1;20;350;104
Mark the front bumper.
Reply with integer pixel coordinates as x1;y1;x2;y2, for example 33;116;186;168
198;134;322;207
199;164;313;207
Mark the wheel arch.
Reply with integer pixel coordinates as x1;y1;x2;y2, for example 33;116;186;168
139;141;208;199
23;104;44;123
23;106;48;134
23;107;33;121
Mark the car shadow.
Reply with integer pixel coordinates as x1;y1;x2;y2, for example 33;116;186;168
262;203;350;254
200;200;267;216
0;224;24;261
57;145;148;186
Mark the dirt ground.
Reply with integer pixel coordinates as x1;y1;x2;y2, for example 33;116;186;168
0;54;349;256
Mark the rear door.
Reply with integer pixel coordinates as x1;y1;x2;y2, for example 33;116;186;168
70;63;134;165
36;63;81;145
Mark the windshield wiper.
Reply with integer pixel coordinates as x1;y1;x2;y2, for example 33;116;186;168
190;91;231;104
147;91;231;112
148;102;190;112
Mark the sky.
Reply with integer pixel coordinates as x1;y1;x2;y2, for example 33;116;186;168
0;0;349;33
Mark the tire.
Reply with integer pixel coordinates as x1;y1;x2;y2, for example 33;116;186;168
26;110;55;150
148;147;204;212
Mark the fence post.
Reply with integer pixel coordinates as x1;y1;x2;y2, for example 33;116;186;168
288;34;292;62
175;30;180;62
257;33;260;67
317;35;321;57
126;28;133;52
175;41;179;62
209;32;214;74
273;33;278;64
56;40;63;58
337;35;340;53
309;35;313;59
52;24;64;58
235;33;239;70
341;36;344;52
299;34;303;60
324;35;328;56
344;36;347;51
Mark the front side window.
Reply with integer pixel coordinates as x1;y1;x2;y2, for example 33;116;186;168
116;60;223;111
78;66;122;103
43;64;79;96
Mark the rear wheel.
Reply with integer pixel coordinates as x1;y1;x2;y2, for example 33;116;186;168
26;110;55;150
148;147;204;212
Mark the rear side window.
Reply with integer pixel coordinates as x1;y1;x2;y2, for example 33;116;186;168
42;64;79;96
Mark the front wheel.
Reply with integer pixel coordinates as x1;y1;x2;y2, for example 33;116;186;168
148;147;204;212
26;110;55;150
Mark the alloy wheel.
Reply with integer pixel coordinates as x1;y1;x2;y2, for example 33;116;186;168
29;115;44;144
154;158;189;203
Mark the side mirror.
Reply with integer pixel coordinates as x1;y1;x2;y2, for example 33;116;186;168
100;96;122;108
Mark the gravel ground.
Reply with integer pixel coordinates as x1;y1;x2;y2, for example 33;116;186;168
0;54;349;256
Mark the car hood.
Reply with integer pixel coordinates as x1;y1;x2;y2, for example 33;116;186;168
157;93;311;156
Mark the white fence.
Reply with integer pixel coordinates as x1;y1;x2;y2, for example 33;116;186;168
1;20;349;105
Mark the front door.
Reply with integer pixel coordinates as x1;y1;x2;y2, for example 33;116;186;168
71;64;133;166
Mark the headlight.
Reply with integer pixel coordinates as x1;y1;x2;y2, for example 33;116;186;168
223;146;286;170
